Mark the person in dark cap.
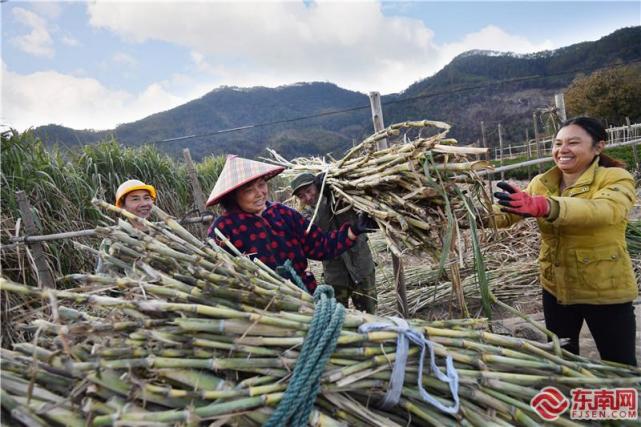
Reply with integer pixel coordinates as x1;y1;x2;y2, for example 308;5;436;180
291;172;377;313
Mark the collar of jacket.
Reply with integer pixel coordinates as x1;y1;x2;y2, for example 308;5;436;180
539;156;599;197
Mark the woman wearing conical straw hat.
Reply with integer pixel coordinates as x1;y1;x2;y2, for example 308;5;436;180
206;155;375;295
96;179;157;274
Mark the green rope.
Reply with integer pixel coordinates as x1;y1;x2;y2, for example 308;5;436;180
275;259;307;290
264;285;345;427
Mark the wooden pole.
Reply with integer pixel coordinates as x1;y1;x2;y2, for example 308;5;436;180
554;93;567;123
498;123;505;181
480;121;487;156
533;113;543;174
626;117;640;172
481;120;492;195
183;148;206;210
15;191;56;288
11;229;97;244
368;91;408;318
368;92;387;151
1;214;216;252
525;128;532;180
183;148;208;237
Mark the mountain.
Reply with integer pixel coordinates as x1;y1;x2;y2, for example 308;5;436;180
35;26;641;160
36;83;372;160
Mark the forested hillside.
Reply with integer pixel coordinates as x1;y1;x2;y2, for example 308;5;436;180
35;26;641;160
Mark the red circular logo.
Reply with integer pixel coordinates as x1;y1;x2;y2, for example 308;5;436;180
530;386;570;421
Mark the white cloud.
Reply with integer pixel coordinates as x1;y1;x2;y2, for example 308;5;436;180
442;26;554;59
113;52;138;67
61;35;81;47
30;2;63;20
86;1;554;94
2;2;560;131
71;68;88;77
87;1;440;93
1;65;193;131
11;7;55;58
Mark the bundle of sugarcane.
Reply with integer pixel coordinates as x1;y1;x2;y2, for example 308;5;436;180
375;219;641;318
268;120;492;258
2;203;640;427
626;219;641;256
376;259;540;318
374;221;542;317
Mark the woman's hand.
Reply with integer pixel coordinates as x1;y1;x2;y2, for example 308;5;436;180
494;181;550;218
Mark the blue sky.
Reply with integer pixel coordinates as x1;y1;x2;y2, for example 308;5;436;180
2;1;639;131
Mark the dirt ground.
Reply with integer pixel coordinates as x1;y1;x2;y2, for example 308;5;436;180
493;302;641;363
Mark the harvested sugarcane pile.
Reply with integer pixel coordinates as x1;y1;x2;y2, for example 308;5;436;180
376;261;539;318
269;120;492;258
375;221;541;317
626;219;641;278
2;203;641;427
374;219;641;318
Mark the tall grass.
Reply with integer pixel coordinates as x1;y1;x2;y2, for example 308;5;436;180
1;131;225;286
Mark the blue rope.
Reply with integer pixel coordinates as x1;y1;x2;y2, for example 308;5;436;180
275;259;307;290
264;285;345;427
358;317;460;414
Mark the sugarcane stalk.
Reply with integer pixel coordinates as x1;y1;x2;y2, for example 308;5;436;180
3;204;640;427
0;389;50;427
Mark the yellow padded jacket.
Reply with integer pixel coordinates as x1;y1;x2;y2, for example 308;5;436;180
494;160;638;305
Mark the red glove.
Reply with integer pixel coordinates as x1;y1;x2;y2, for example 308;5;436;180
494;181;550;218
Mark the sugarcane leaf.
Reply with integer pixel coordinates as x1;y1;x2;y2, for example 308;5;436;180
421;153;436;185
424;153;453;279
456;187;492;319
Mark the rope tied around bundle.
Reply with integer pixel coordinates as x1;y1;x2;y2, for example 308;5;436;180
358;317;460;414
264;285;345;427
275;259;306;290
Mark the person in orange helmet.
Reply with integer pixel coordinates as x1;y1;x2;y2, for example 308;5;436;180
114;179;157;228
96;179;157;274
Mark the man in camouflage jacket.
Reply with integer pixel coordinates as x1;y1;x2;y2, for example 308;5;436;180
291;173;377;313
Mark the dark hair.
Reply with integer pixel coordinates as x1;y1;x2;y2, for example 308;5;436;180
559;117;626;168
219;192;239;212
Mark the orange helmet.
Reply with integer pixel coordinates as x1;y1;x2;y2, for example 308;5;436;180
115;179;157;208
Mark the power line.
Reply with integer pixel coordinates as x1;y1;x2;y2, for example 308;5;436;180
153;104;370;144
147;59;641;146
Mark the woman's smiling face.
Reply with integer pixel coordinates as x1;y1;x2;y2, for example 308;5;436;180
123;189;154;219
235;177;268;214
553;124;603;175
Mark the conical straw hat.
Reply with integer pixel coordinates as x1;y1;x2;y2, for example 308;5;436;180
205;155;284;207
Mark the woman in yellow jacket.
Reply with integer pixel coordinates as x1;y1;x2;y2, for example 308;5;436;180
493;117;637;366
